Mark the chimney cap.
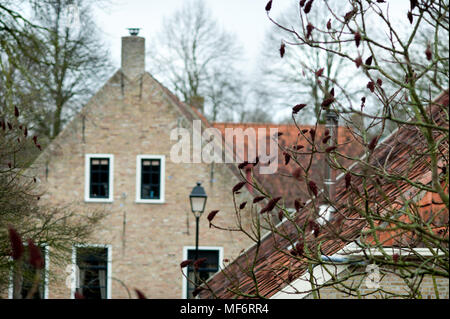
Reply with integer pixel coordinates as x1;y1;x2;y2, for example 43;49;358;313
127;28;141;36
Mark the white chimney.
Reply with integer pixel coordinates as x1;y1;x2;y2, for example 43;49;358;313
121;28;145;80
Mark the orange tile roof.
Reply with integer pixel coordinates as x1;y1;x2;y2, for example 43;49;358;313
212;122;364;207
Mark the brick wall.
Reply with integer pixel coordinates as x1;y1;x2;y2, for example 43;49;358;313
305;266;449;299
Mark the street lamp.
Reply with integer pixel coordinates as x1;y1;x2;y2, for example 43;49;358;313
189;182;207;291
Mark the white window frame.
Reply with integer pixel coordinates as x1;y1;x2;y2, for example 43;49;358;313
85;154;114;203
8;244;50;299
181;246;223;299
135;155;165;204
71;244;112;299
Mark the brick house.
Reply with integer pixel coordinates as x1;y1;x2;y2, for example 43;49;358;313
6;32;364;299
8;33;258;299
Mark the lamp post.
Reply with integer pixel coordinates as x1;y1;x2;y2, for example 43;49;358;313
189;182;207;290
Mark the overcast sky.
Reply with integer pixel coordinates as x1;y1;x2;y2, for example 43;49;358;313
93;0;278;72
93;0;410;72
90;0;411;121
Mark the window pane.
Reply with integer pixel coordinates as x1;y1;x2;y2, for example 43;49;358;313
141;158;161;200
76;247;108;299
90;158;109;198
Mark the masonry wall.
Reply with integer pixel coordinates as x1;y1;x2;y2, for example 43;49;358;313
31;71;254;299
305;266;449;299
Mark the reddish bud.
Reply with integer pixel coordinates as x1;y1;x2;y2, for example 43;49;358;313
425;45;432;61
304;0;313;13
265;0;272;12
292;167;303;181
322;135;331;144
365;55;373;66
284;152;291;165
306;23;314;39
7;122;12;130
180;260;193;268
315;68;324;77
377;78;383;87
135;289;147;299
239;202;247;210
74;292;85;299
325;146;337;153
368;136;378;151
407;11;413;24
393;253;399;263
295;241;304;256
27;239;44;269
24;127;28;137
280;43;286;58
294;199;304;212
355;56;363;68
309;128;316;141
367;81;375;93
321;97;335;108
36;144;42;151
308;180;318;197
344;9;356;22
301;129;309;134
300;0;307;7
253;196;266;203
345;172;352;189
309;220;320;237
238;161;249;169
326;19;331;30
14;106;19;117
293;104;307;114
8;162;12;169
207;210;219;227
194;257;207;269
278;210;284;221
354;31;361;47
261;196;282;214
33;136;38;144
324;129;330;136
232;181;246;193
8;227;24;260
294;144;304;150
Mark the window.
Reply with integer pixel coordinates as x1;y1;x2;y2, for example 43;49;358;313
9;245;48;299
136;155;165;203
73;245;111;299
182;247;222;299
85;154;114;202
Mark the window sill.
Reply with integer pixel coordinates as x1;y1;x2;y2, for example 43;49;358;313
135;199;165;204
84;198;114;203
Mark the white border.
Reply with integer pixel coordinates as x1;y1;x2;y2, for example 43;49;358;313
84;154;114;202
181;246;223;299
135;155;165;204
8;244;49;299
71;244;112;299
